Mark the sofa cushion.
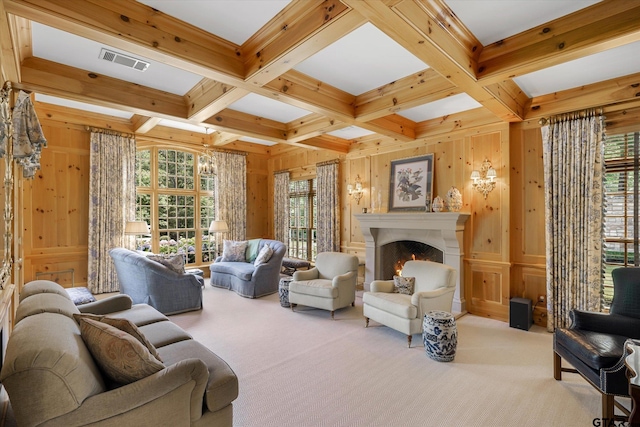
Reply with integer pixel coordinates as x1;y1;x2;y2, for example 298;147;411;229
139;320;193;348
555;328;627;370
159;339;239;413
254;244;273;266
362;292;417;319
19;279;71;302
74;313;162;362
147;253;185;274
210;261;255;281
245;238;261;262
289;279;337;298
222;240;248;262
107;304;170;327
15;292;80;324
66;287;97;305
79;317;165;385
393;276;415;295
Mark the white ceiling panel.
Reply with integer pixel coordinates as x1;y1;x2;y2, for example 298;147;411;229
327;126;374;140
229;93;311;123
397;94;482;122
294;23;428;96
239;136;277;146
445;0;601;45
514;40;640;98
137;0;291;45
32;22;203;96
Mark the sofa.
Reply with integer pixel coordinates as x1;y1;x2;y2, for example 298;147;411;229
110;247;204;315
209;239;286;298
0;280;238;427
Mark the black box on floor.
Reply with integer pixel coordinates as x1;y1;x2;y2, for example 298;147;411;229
509;297;533;331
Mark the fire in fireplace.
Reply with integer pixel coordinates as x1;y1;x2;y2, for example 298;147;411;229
381;240;443;279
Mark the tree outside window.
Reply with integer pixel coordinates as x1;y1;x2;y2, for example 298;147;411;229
289;179;317;261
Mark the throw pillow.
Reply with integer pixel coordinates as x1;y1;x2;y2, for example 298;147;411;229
222;240;248;262
147;253;185;274
65;287;97;305
254;244;274;266
393;275;415;295
245;238;261;262
79;317;164;385
73;314;162;362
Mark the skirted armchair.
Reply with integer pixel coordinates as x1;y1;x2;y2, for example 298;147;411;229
289;252;359;319
554;266;640;422
363;260;456;347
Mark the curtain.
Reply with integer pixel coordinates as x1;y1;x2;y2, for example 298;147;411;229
214;150;246;241
12;90;47;178
274;170;290;250
88;129;136;294
316;160;340;253
542;111;605;331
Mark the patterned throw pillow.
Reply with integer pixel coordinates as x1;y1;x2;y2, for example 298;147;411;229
393;275;415;295
79;317;164;385
74;313;162;362
222;240;248;262
147;254;185;274
254;244;274;266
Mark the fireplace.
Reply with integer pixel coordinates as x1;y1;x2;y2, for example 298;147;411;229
354;212;469;316
381;240;443;279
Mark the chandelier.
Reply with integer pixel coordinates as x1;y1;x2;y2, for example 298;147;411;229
198;144;216;175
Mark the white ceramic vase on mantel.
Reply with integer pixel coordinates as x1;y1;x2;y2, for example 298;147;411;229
445;187;462;212
432;196;445;212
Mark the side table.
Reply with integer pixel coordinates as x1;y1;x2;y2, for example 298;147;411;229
625;338;640;426
279;276;293;307
423;311;457;362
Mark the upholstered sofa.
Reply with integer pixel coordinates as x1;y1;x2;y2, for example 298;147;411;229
110;247;204;315
209;239;286;298
0;280;238;427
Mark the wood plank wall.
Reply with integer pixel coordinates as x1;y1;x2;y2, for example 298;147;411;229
20;103;547;325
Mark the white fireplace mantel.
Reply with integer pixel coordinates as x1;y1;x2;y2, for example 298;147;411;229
354;212;469;316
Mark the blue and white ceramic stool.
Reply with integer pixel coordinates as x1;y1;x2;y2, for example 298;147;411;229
279;277;293;307
423;310;457;362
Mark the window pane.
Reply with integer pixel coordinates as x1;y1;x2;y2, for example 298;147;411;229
158;149;194;190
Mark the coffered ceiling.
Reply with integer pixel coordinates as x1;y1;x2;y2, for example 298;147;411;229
1;0;640;153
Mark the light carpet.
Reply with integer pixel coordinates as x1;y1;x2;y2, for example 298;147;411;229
171;285;618;427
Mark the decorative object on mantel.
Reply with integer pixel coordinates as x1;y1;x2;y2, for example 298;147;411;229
471;159;497;199
432;196;445;212
388;153;434;212
445;187;462;212
347;174;364;205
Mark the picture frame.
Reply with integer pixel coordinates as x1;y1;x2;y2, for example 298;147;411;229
388;154;434;212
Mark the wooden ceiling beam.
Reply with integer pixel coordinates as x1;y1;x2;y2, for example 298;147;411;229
477;0;640;85
526;71;640;120
354;68;461;122
285;113;346;143
184;78;249;123
131;114;161;134
4;0;245;85
0;2;23;82
18;57;187;118
360;114;416;141
202;109;287;143
343;0;526;122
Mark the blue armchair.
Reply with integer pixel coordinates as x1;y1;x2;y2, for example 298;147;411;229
109;247;203;315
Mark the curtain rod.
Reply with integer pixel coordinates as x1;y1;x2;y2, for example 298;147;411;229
274;169;290;175
538;107;604;126
316;158;340;167
86;126;135;139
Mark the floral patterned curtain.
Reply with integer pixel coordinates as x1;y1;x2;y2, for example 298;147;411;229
316;160;340;253
88;129;136;294
12;90;47;178
274;170;290;250
542;111;605;331
214;150;246;241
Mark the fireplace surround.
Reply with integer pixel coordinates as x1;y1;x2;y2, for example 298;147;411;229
354;212;469;316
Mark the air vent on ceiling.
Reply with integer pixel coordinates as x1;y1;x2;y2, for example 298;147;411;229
99;48;150;72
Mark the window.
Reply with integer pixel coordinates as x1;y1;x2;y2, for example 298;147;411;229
289;179;317;261
134;147;215;265
603;131;640;307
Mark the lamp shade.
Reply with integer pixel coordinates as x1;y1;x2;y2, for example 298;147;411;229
470;170;480;180
486;167;497;179
125;221;150;235
209;220;229;233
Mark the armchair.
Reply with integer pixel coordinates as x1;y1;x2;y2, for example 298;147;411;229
110;247;203;315
289;252;359;319
363;260;456;347
554;267;640;422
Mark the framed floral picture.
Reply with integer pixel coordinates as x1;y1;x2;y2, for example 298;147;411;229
388;154;434;211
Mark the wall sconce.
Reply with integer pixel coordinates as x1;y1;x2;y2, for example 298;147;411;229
347;175;364;205
471;159;497;199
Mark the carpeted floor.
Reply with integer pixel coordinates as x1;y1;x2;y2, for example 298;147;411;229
170;285;623;427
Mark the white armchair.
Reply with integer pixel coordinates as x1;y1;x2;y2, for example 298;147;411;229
289;252;359;319
363;260;456;347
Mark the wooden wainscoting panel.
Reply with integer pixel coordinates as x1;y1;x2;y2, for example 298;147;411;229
24;249;89;288
465;260;510;321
